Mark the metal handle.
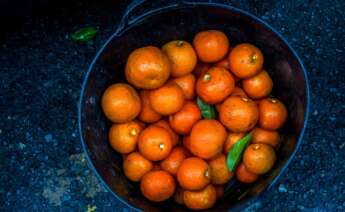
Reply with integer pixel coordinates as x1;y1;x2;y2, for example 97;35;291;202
115;0;213;35
114;0;146;35
114;0;214;35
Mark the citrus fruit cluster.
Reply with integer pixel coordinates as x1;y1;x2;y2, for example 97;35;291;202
101;30;287;210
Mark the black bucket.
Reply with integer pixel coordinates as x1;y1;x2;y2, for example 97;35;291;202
78;1;310;211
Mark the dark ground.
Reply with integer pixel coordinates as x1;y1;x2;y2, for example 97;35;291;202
0;0;344;211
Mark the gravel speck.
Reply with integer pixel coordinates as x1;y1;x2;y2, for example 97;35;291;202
297;205;305;210
44;134;53;142
278;184;287;193
18;142;26;150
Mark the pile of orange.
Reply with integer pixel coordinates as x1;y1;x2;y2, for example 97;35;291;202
101;30;287;210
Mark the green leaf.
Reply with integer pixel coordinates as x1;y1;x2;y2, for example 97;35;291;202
196;97;216;119
226;133;252;172
71;27;98;42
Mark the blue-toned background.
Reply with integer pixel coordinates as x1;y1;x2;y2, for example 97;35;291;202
1;0;344;211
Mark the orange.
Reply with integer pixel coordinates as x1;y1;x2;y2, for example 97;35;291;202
209;154;233;185
169;101;201;134
223;132;245;154
136;120;146;129
193;30;229;62
182;135;191;151
108;121;143;154
259;98;287;130
215;102;223;112
140;170;176;202
190;120;227;159
152;163;161;171
219;96;258;132
215;56;230;70
183;184;217;210
215;186;224;199
243;143;276;174
177;157;211;190
122;154;128;161
229;43;264;78
162;40;197;77
235;162;259;183
193;62;210;78
149;81;185;115
154;120;179;146
231;86;248;97
138;125;172;161
125;46;171;89
173;187;185;204
242;70;273;99
215;54;242;82
251;127;280;148
160;147;189;175
102;83;141;123
254;98;263;105
123;152;153;182
172;74;196;100
196;66;235;104
138;90;161;123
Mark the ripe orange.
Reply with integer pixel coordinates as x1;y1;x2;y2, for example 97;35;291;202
138;125;172;161
160;147;189;175
251;127;280;148
196;66;235;104
183;184;217;210
125;46;171;89
193;62;210;78
231;86;248;98
215;55;230;70
177;157;211;190
235;162;259;183
154;120;179;147
152;163;161;171
173;187;185;204
214;53;242;82
219;96;258;132
102;83;141;123
149;81;185;115
193;30;229;62
169;101;201;134
258;98;287;130
123;152;153;182
162;40;197;77
215;186;224;199
140;170;176;202
190;120;227;159
229;43;264;78
138;90;161;123
209;154;233;185
122;154;128;161
172;74;196;100
182;135;191;151
223;132;245;154
215;102;223;112
136;120;146;129
108;121;143;154
214;54;240;85
243;143;276;174
242;70;273;99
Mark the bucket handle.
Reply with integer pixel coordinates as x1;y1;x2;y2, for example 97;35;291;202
114;0;214;35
